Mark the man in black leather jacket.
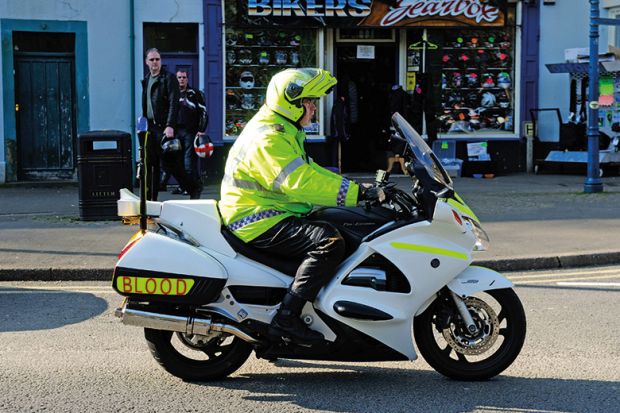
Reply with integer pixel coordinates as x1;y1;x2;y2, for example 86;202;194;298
141;48;201;200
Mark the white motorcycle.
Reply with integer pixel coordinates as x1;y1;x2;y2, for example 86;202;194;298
113;113;526;381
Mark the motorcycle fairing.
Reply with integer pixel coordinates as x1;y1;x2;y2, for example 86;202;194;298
113;267;225;305
315;201;474;360
447;265;513;297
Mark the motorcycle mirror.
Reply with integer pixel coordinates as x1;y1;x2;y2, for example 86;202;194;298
137;116;148;133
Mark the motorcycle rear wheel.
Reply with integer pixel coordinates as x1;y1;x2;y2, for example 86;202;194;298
144;328;253;381
414;288;526;381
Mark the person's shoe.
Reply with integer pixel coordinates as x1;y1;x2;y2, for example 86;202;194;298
171;187;184;195
269;293;324;344
189;187;202;200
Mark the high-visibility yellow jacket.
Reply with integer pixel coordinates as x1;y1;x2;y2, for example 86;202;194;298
219;106;360;242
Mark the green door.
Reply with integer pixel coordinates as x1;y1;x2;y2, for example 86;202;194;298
15;54;76;180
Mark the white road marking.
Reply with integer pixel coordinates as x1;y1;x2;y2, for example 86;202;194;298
556;282;620;287
513;274;620;285
508;267;620;279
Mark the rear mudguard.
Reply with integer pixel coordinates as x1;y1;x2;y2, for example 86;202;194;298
447;265;513;297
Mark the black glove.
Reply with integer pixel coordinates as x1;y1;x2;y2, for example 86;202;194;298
359;183;386;203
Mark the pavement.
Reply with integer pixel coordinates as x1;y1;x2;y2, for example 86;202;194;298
1;173;619;281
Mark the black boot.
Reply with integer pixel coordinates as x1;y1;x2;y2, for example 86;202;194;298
269;292;324;344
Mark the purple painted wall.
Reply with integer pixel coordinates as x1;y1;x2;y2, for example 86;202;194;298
204;0;223;145
520;1;540;124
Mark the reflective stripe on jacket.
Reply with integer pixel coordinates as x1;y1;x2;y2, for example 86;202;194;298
219;106;360;242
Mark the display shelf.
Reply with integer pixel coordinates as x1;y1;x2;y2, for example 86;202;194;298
228;64;299;68
443;87;508;90
227;45;299;49
442;46;504;50
442;67;512;71
226;86;267;90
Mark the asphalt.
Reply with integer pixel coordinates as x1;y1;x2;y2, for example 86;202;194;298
1;172;619;281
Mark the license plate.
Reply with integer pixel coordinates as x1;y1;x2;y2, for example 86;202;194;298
115;276;195;296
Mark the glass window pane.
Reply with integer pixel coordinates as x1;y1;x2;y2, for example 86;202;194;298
224;28;318;137
143;23;197;53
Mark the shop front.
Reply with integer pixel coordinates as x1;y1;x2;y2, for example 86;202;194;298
205;0;535;176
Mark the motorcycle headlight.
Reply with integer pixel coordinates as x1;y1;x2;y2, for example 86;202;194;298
463;217;490;251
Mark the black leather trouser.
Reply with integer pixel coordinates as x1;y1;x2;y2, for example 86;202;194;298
142;123;200;201
250;216;346;301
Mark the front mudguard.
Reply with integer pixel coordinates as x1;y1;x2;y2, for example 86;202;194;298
447;265;513;297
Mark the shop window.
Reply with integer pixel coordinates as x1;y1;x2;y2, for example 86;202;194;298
609;8;620;48
406;28;516;136
224;28;318;138
143;23;198;53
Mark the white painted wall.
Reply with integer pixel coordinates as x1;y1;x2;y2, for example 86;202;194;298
538;2;608;142
0;0;204;182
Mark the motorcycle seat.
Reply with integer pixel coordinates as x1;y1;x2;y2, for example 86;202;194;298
221;226;301;277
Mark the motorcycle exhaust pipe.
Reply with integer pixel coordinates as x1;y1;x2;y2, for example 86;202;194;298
115;306;261;345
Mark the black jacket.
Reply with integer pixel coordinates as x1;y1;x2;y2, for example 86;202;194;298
177;88;206;133
141;68;179;128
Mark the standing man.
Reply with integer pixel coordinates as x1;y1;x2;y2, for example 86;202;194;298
175;70;206;193
141;48;201;200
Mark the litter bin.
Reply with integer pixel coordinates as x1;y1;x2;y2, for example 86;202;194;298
77;130;132;220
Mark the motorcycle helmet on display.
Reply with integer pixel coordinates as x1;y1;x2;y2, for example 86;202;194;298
277;31;288;46
238;49;253;64
481;73;495;88
226;49;237;65
495;52;510;67
497;90;511;108
226;32;238;46
465;91;479;108
257;31;274;46
452;36;464;48
266;68;337;123
451;72;463;88
290;34;302;46
498;72;511;89
243;32;256;45
194;134;214;158
275;50;288;65
466;72;479;88
290;50;300;66
474;49;490;66
466;36;479;48
482;35;496;48
481;91;497;108
225;119;238;135
445;91;463;108
226;89;239;110
258;51;270;65
441;73;447;90
239;71;255;89
457;52;471;67
241;93;256;110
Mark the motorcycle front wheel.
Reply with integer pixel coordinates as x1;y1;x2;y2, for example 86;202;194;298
144;328;253;381
414;288;526;381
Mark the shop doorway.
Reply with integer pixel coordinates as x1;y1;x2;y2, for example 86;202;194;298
335;44;397;172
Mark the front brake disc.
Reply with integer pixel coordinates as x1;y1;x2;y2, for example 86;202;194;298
442;296;500;355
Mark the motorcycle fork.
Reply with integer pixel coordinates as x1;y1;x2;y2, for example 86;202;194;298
432;289;479;336
449;291;479;335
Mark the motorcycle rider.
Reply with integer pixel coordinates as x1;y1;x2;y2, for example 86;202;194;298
219;68;384;344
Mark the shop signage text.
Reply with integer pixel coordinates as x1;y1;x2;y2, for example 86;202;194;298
248;0;372;17
380;0;501;26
